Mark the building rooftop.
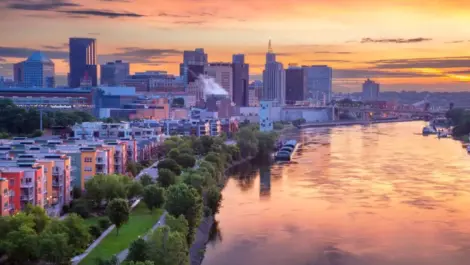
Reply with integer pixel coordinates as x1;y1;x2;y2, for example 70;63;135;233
26;51;53;64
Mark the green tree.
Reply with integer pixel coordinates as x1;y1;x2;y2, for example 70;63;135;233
181;171;205;194
125;261;155;265
2;225;39;264
206;186;223;215
147;226;189;265
157;168;177;188
256;131;278;157
168;148;180;160
72;186;82;199
126;238;151;263
127;181;144;199
97;255;119;265
164;183;203;243
205;152;224;172
175;154;196;169
236;127;259;157
140;174;154;187
199;161;217;181
107;198;130;235
62;214;91;254
70;198;90;218
38;232;73;265
157;159;182;175
24;204;50;233
127;162;144;178
143;185;166;212
165;214;189;237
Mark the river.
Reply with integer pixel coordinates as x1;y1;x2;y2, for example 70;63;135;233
203;121;470;265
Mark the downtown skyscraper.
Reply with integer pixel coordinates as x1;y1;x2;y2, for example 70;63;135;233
232;54;249;107
69;38;97;88
262;41;285;105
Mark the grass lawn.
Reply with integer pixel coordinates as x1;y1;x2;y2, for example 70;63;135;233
83;216;101;227
79;202;163;265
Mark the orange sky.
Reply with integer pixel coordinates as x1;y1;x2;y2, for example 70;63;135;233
1;0;469;91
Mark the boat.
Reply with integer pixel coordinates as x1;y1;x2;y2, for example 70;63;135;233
422;126;436;135
274;140;299;161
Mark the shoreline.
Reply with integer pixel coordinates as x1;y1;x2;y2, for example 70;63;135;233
188;156;254;265
298;118;416;129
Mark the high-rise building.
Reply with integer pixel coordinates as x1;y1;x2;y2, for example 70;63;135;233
205;63;233;101
13;61;24;86
285;65;307;104
179;48;207;84
262;40;285;105
13;52;55;88
249;80;263;107
362;78;380;100
232;54;249;107
303;65;332;105
100;60;130;86
69;38;97;88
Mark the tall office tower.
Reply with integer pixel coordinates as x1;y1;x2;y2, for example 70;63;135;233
205;63;233;100
262;40;285;105
362;78;380;100
69;38;97;88
13;51;55;88
179;48;207;84
100;60;130;86
303;65;333;105
285;64;307;104
232;54;249;106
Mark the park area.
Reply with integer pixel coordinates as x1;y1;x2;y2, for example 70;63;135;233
79;202;163;265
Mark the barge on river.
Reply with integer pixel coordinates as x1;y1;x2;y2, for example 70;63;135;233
274;140;299;161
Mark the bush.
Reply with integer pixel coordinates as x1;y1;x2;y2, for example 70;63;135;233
72;186;82;200
89;224;102;239
98;217;112;231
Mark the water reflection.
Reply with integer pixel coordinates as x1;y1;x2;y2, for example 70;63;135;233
259;166;271;198
204;122;470;265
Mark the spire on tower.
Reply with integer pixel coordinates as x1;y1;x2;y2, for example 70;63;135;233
268;39;273;53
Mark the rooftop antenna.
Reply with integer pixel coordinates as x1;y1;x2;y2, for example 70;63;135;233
268;39;273;53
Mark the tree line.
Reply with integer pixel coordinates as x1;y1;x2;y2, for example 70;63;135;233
0;99;95;138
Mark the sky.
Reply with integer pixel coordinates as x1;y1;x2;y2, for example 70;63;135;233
0;0;470;92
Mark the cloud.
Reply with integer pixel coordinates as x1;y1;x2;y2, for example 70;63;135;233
100;0;132;2
361;37;432;44
306;59;351;63
0;46;68;60
98;47;182;64
173;20;206;25
314;51;352;54
333;69;440;79
6;0;80;11
370;56;470;69
42;43;68;50
88;32;100;36
158;12;190;18
0;58;6;62
446;40;466;44
59;9;144;18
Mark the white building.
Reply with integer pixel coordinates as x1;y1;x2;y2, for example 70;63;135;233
303;65;332;105
259;101;274;132
206;63;233;101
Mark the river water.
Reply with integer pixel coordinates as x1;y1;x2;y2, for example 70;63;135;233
203;121;470;265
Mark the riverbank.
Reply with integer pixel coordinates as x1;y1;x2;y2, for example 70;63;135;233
298;118;415;129
188;156;255;265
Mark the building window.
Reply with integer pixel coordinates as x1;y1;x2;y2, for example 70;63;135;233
84;167;93;172
3;189;8;196
44;167;48;173
84;157;92;163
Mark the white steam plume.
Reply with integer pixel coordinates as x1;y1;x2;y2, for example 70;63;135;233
198;75;228;99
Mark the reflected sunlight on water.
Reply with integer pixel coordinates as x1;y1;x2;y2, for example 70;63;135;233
203;122;470;265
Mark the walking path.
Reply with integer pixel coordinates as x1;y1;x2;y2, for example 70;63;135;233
71;199;141;265
115;211;168;263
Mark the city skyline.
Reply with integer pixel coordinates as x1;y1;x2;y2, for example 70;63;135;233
1;0;470;91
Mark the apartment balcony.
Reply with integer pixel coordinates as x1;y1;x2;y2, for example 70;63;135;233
52;180;63;187
20;181;34;188
96;158;105;164
20;194;34;201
